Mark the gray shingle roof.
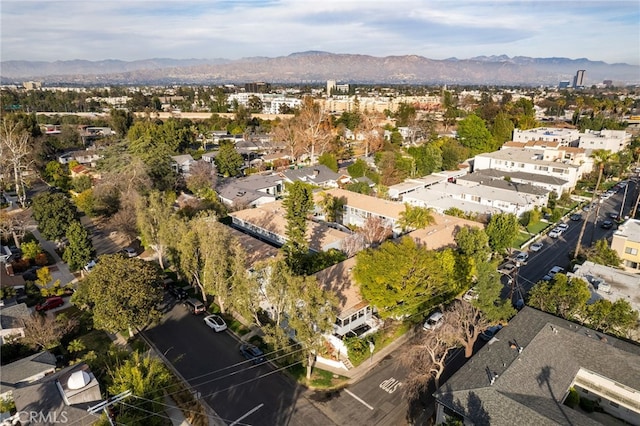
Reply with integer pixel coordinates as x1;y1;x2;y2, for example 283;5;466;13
282;165;341;185
0;351;57;394
466;168;569;186
0;302;31;329
434;307;640;425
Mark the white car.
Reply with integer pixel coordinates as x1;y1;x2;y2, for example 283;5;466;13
423;311;444;331
557;223;569;231
530;242;543;252
548;228;562;238
515;252;529;263
204;314;227;332
463;287;479;302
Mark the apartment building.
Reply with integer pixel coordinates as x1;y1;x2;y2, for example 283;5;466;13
578;129;632;153
512;127;580;146
611;219;640;272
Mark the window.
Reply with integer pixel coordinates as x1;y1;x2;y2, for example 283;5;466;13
624;247;638;255
471;195;481;203
519;163;525;168
552;168;564;174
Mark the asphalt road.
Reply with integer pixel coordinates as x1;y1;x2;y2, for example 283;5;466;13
511;178;638;298
143;298;334;426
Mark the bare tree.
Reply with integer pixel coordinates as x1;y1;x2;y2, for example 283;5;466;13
356;109;385;157
341;233;366;257
185;160;217;196
0;209;29;247
360;216;393;247
22;314;78;350
0;120;33;208
271;118;303;163
447;300;490;358
296;97;333;164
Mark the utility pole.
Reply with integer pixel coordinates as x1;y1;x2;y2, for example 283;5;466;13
87;390;131;426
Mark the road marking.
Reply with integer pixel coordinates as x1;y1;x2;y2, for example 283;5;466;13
379;377;403;394
230;403;264;426
344;389;374;410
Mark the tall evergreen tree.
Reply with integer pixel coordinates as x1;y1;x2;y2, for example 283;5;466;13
282;182;314;274
62;220;94;271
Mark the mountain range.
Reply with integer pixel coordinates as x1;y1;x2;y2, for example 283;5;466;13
1;52;638;86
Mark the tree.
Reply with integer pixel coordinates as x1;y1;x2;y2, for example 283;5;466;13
446;300;490;358
491;111;515;145
472;262;515;322
271;117;303;163
136;191;175;270
22;314;78;350
586;239;621;267
454;226;490;280
282;181;314;274
354;237;454;319
185;160;217;196
585;299;638;337
67;339;86;354
296;96;333;164
317;192;345;223
456;114;496;156
20;240;43;260
77;254;163;334
359;216;393;247
214;140;244;177
440;137;469;171
71;174;92;193
288;276;337;380
398;204;435;232
527;274;591;320
574;149;613;259
31;192;78;242
407;143;443;176
0;119;33;208
43;160;71;189
485;213;519;253
62;220;94;271
317;152;338;172
108;351;172;426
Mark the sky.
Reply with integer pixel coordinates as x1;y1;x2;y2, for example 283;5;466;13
1;0;639;65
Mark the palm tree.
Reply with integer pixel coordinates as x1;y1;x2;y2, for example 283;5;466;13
398;204;436;232
574;149;613;259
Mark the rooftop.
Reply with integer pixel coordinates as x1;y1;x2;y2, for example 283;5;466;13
0;351;57;395
457;174;549;196
435;307;640;425
227;227;279;267
408;215;485;250
314;257;366;317
476;149;580;170
571;261;640;313
461;168;569;187
317;188;406;220
614;218;640;243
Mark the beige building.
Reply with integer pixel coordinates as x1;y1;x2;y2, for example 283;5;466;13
611;219;640;272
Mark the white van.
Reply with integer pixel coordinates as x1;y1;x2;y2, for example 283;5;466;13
423;311;444;331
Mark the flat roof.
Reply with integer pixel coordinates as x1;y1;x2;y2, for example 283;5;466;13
316;188;406;220
476;149;580;170
408;214;485;250
614;218;640;243
571;261;640;313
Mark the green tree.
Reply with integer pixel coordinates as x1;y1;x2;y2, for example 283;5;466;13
347;158;368;178
440;137;469;170
67;339;86;354
491;111;515;145
407;143;443;176
485;213;519;253
74;189;97;217
109;108;134;138
282;182;314;274
528;274;591;320
472;261;515;322
454;226;490;279
31;191;78;241
78;254;163;334
108;351;172;426
136;191;175;270
398;204;435;232
289;276;337;380
587;239;621;267
354;237;454;319
585;299;638;337
456;114;496;156
20;240;43;260
317;192;345;223
71;175;92;193
62;220;94;271
43;160;70;189
214;140;244;177
317;152;339;172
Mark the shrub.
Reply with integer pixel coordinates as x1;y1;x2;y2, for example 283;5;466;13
579;397;596;413
21;241;43;260
35;253;49;266
344;336;372;366
564;387;580;408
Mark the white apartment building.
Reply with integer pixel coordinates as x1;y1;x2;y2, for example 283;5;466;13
578;129;631;153
512;127;581;146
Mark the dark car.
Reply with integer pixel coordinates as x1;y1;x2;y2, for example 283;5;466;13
601;220;614;229
22;266;41;281
570;213;582;221
240;343;266;364
183;298;206;315
167;284;188;300
35;296;64;312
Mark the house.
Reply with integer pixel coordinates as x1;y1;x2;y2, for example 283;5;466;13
229;200;349;252
281;165;349;188
0;351;57;399
408;215;486;250
315;188;406;235
227;227;279;269
171;154;196;175
570;260;640;316
611;219;640;272
434;307;640;426
57;149;103;167
217;174;284;208
11;363;102;425
0;302;30;344
461;168;571;196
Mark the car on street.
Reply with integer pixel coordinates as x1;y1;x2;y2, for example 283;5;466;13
167;284;188;300
240;343;266;364
204;314;227;332
480;324;503;341
121;247;137;258
184;298;206;315
583;203;596;212
35;296;64;312
530;242;544;252
542;266;565;281
601;220;614;230
84;259;97;272
498;262;517;275
548;228;563;238
557;223;569;232
570;213;582;221
423;311;444;331
515;252;529;263
609;213;622;221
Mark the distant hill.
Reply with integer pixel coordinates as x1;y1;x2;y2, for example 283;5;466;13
1;52;638;86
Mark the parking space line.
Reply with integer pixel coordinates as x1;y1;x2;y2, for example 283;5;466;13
344;389;374;410
230;403;264;426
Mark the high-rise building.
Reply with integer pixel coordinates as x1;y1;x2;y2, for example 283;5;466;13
572;70;586;88
326;80;336;96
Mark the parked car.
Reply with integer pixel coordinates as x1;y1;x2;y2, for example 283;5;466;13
570;213;582;221
557;223;569;231
423;311;444;331
204;314;227;332
121;247;137;258
462;287;479;302
542;266;565;281
167;284;188;300
83;259;97;272
601;220;614;230
582;203;596;212
240;343;266;364
22;266;41;281
548;228;563;238
480;324;503;341
609;213;621;221
515;252;529;264
183;298;206;315
498;262;517;275
530;242;544;252
35;296;64;312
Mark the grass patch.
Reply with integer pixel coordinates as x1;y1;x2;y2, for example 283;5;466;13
226;317;251;335
512;231;532;249
309;368;349;389
524;221;550;235
79;329;113;354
